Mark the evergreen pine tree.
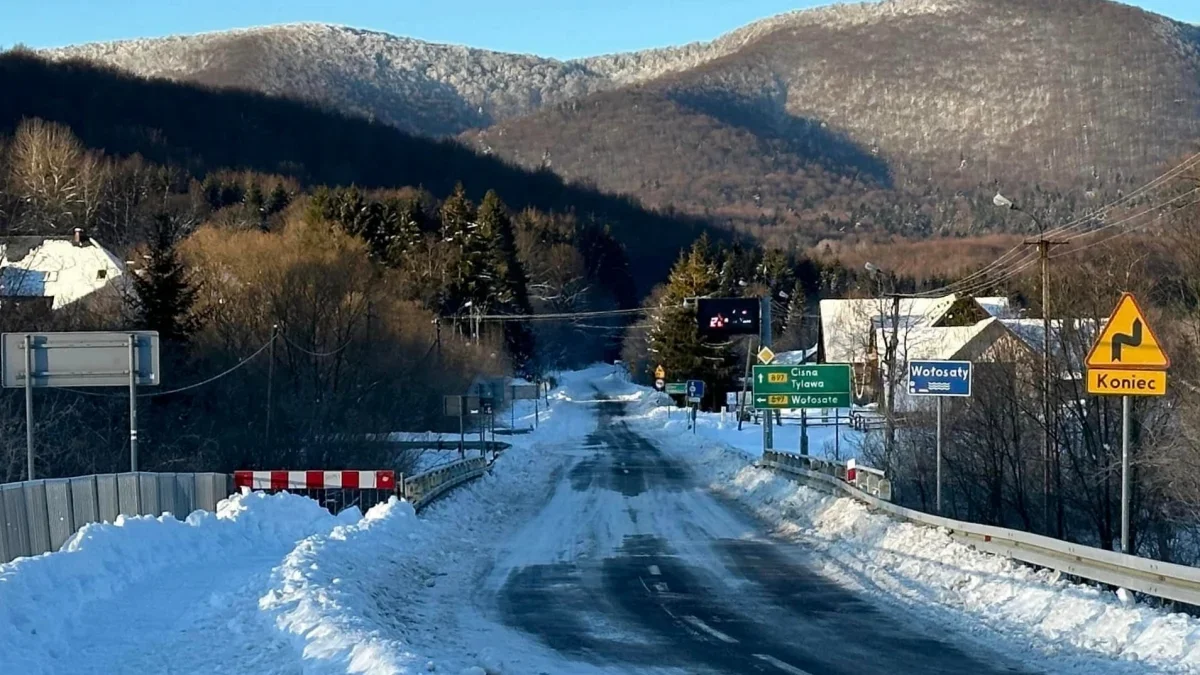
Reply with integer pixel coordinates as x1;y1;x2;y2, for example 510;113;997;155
264;183;290;217
131;213;199;342
478;190;534;368
646;237;734;406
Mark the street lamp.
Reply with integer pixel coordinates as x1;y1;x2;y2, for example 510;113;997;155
993;192;1056;535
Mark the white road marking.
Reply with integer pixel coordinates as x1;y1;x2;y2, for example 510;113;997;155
682;615;738;644
754;653;812;675
648;565;661;576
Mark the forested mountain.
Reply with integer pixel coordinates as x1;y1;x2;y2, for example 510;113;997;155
41;0;1200;246
0;51;710;293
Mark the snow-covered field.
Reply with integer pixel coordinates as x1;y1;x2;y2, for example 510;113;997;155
618;382;1200;673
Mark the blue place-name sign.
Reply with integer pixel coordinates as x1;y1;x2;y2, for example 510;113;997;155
908;360;972;397
687;379;706;399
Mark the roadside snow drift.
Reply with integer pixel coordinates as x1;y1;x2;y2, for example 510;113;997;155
621;384;1200;673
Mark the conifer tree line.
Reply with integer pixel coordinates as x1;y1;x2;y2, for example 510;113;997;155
0;118;633;480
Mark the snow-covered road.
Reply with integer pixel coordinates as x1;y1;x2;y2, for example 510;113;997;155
468;394;1035;675
4;365;1198;674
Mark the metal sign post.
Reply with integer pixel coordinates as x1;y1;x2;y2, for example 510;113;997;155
128;334;139;471
1121;395;1131;554
24;335;34;480
908;359;973;515
936;397;943;513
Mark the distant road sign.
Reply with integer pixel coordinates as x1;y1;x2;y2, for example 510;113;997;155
665;382;687;395
2;331;160;388
654;364;666;379
752;364;851;408
908;360;972;397
687;380;705;399
697;298;760;337
1086;293;1169;370
443;395;483;417
757;346;776;364
654;378;665;391
511;384;539;400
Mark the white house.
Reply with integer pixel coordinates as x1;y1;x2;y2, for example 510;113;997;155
0;230;125;310
818;294;1029;407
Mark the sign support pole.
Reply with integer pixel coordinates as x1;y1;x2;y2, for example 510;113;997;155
458;402;465;458
24;335;34;481
936;397;943;515
738;339;752;431
129;333;139;472
1121;394;1131;554
800;408;808;455
760;297;772;452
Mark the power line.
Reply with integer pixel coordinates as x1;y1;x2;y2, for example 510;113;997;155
1050;193;1200;260
909;153;1200;298
55;335;277;399
278;329;356;357
468;305;673;322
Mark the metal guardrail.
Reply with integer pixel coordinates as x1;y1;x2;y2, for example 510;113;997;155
403;457;488;510
759;450;1200;606
762;450;892;500
0;472;233;564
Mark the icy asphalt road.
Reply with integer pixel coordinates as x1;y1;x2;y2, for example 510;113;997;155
476;396;1035;675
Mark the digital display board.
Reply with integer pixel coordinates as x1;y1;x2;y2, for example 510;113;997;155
696;298;760;337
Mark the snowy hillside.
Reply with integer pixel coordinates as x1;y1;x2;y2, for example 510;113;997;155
41;0;981;136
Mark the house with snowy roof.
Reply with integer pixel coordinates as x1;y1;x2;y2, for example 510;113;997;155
0;229;125;314
817;294;1032;407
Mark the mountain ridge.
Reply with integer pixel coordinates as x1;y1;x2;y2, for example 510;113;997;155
35;0;1200;244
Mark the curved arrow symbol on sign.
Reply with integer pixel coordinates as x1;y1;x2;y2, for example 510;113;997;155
1112;319;1143;362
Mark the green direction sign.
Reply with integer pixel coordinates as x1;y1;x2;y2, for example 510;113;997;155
752;364;852;409
664;382;687;395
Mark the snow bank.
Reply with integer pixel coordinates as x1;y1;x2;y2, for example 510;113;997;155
259;497;433;674
0;490;357;674
658;434;1200;673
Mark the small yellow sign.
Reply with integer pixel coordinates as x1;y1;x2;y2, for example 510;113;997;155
1086;293;1169;370
1087;369;1167;397
767;372;788;384
654;364;665;379
767;394;788;405
757;346;776;365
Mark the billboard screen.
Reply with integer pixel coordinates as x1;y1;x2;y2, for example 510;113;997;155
696;298;760;337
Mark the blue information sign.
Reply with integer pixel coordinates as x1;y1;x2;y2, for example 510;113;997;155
908;360;972;397
686;379;706;400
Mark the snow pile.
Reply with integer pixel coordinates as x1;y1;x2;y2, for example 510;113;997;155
0;489;357;674
259;497;433;674
655;431;1200;672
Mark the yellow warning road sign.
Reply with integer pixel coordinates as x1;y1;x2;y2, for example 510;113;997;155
1087;369;1167;397
654;364;666;379
1085;293;1169;370
757;346;776;364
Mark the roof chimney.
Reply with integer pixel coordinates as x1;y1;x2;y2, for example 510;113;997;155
73;228;84;247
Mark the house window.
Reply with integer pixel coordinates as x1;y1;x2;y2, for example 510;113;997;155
96;269;108;280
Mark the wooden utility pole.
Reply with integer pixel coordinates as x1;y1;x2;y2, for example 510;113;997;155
1025;235;1067;536
883;292;901;469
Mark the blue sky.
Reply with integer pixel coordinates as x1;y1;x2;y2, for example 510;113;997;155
1;0;1196;60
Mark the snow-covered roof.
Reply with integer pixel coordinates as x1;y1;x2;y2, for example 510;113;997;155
821;293;1015;364
1001;318;1100;378
881;318;998;365
0;237;124;309
773;345;818;365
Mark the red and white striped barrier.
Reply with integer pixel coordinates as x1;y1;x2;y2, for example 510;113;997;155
234;470;396;491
